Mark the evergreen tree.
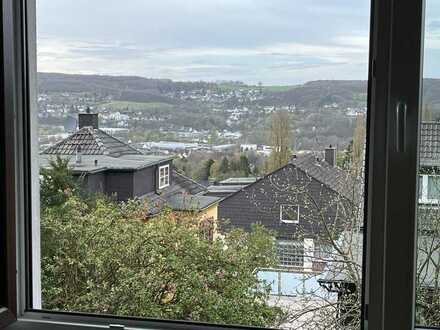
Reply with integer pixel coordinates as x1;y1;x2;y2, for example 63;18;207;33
219;157;230;174
239;155;251;176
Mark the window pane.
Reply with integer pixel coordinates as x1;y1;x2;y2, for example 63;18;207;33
428;176;440;200
416;1;440;327
34;0;370;328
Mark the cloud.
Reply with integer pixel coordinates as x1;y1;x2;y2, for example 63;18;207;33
36;0;371;84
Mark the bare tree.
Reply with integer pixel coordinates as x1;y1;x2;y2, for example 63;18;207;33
244;160;363;329
267;111;292;172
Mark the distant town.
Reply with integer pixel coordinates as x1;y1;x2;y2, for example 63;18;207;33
38;73;369;180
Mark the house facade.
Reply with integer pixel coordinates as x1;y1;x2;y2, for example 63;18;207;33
219;147;357;275
40;111;221;218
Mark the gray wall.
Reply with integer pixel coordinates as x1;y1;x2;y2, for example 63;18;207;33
86;172;106;194
105;172;134;201
133;166;156;197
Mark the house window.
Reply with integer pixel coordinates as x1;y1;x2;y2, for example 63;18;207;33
280;204;300;224
419;175;440;204
277;240;304;268
428;176;440;201
158;164;170;189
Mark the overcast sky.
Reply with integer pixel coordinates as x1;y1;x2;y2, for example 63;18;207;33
36;0;440;85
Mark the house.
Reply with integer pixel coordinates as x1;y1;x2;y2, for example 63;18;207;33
219;146;358;273
40;111;221;219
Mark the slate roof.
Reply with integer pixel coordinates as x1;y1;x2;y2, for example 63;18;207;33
142;170;221;216
291;154;359;202
40;126;222;214
39;154;173;173
420;122;440;167
42;127;141;158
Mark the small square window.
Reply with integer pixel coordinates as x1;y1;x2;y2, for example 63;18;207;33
158;164;170;189
280;204;300;224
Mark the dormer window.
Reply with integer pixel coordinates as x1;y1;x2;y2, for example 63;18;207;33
159;164;170;189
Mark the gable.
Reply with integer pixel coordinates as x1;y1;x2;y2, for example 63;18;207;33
218;164;352;239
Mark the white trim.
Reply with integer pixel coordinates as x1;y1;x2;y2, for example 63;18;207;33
279;204;300;224
158;164;170;189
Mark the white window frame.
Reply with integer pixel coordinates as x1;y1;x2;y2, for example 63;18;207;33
279;204;300;224
158;164;170;189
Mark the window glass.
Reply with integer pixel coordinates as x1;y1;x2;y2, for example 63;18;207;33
35;0;370;328
280;205;300;223
428;176;440;201
416;1;440;327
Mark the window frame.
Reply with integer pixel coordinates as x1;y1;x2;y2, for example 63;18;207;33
279;204;300;224
1;0;431;329
158;164;170;189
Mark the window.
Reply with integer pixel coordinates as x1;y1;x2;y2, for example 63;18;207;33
279;204;300;224
419;175;440;204
12;0;435;329
277;240;305;268
428;176;440;201
158;164;170;189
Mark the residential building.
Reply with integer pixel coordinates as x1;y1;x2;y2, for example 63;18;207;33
40;111;221;218
219;146;357;274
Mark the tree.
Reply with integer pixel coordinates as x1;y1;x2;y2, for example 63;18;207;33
243;162;363;329
197;158;215;181
238;155;251;177
41;195;284;327
267;110;292;172
219;157;230;174
40;156;81;208
338;140;353;170
352;115;365;177
423;103;434;121
208;129;220;145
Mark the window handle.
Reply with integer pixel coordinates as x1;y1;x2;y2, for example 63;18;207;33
396;101;407;153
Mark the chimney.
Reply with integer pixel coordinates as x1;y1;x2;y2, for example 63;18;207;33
324;145;336;167
78;107;99;129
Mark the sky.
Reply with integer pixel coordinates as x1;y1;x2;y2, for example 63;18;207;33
36;0;440;85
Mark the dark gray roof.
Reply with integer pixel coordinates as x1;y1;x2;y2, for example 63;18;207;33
219;177;259;185
420;122;440;167
291;154;358;202
42;127;141;158
39;154;173;173
142;170;221;216
166;194;220;211
206;185;245;194
172;171;207;195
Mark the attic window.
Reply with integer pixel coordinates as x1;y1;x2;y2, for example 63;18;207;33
280;204;300;224
159;164;170;189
